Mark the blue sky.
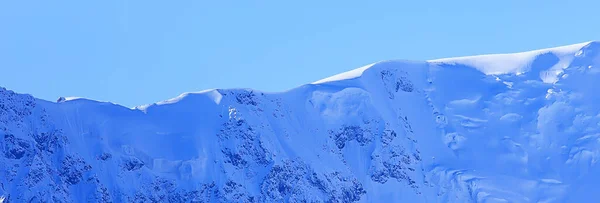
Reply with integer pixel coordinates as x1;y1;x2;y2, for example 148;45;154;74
1;1;598;107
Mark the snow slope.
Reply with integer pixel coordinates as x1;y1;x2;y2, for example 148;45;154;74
1;41;600;202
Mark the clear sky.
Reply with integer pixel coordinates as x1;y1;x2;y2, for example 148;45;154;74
1;1;598;107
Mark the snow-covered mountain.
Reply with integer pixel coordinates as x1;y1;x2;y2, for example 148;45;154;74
1;41;600;202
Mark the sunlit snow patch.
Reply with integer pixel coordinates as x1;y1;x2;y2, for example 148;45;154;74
312;62;377;84
428;41;593;79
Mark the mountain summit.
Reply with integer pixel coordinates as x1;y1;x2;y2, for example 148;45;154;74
1;41;599;202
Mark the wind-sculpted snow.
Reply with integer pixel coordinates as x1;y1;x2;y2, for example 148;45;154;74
1;41;600;202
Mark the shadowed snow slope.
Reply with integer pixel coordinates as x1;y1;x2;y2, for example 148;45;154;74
1;41;600;202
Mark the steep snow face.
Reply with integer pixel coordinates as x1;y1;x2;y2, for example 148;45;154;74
1;41;600;202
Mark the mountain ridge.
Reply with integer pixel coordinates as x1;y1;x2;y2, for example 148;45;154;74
48;41;598;110
1;40;600;202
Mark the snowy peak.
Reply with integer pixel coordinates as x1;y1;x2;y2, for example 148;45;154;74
313;41;598;86
429;41;595;75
